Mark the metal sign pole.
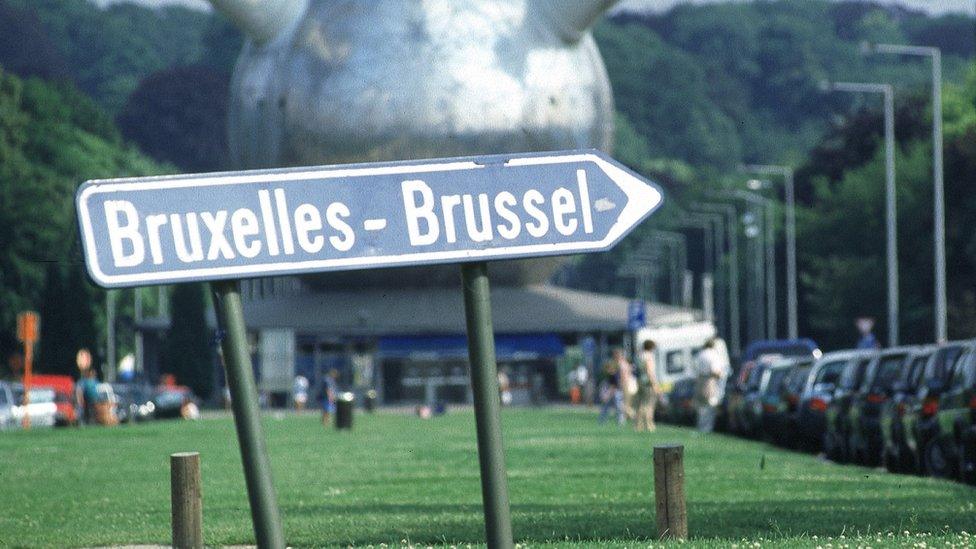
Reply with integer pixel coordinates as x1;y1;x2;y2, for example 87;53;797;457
460;262;514;549
211;279;286;549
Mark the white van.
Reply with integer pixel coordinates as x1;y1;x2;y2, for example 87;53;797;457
634;322;727;393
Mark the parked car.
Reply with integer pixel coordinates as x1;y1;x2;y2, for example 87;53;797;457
824;351;877;462
847;347;916;466
775;359;814;449
112;383;155;423
757;359;797;444
724;339;820;436
879;346;935;473
902;341;967;475
797;350;867;453
31;374;77;426
729;357;773;438
0;381;15;430
152;386;197;419
10;384;58;428
920;340;976;480
663;377;697;426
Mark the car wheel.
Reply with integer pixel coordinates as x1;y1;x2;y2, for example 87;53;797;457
959;437;976;485
924;437;958;479
882;446;900;473
823;432;837;460
897;444;918;475
847;432;861;465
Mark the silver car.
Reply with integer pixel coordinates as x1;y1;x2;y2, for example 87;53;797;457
0;381;15;430
10;384;58;428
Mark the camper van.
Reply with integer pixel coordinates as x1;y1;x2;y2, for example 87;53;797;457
634;321;725;393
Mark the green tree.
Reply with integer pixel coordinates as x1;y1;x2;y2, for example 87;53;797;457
0;69;165;364
37;262;99;376
117;64;229;172
165;284;213;398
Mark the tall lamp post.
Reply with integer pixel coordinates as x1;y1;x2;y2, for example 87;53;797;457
681;212;724;324
724;190;775;340
742;164;798;340
824;80;898;346
691;202;740;357
649;231;689;306
864;42;946;343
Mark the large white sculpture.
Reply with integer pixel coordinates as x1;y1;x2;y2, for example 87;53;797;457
209;0;619;285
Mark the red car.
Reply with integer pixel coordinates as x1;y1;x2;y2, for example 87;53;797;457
31;375;77;426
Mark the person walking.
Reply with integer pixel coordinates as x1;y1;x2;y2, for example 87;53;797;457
614;348;637;421
321;369;338;427
635;340;661;432
77;367;100;425
598;359;624;425
293;375;309;411
497;367;512;406
695;338;728;432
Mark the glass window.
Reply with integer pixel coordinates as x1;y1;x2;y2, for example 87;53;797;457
787;366;812;393
666;351;688;374
839;359;864;390
950;351;976;390
873;355;907;391
30;388;56;403
906;356;929;390
816;360;846;386
764;369;789;395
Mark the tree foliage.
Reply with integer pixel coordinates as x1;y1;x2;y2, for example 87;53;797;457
117;64;230;172
0;69;165;365
1;0;212;112
164;284;213;399
598;0;973;168
37;262;99;376
796;64;976;348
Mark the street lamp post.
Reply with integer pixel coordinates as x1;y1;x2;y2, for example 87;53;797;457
724;190;775;340
681;213;723;324
743;164;798;340
865;43;946;343
646;231;688;305
691;202;740;357
825;81;898;346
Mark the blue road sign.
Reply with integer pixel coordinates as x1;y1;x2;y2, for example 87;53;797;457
628;300;646;331
76;150;663;288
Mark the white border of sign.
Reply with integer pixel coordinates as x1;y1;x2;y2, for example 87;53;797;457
77;151;663;287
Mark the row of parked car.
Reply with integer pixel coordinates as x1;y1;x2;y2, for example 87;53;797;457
718;339;975;485
0;375;198;430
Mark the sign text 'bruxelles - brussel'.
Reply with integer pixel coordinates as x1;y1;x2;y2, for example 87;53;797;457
76;150;663;288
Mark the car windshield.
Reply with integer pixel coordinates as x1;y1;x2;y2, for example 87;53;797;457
155;391;185;407
786;366;811;393
948;349;976;389
925;345;964;383
11;387;55;404
840;358;871;390
746;364;766;390
763;369;789;395
814;360;846;387
872;355;906;391
906;355;930;390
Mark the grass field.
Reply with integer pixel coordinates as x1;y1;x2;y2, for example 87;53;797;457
0;408;973;548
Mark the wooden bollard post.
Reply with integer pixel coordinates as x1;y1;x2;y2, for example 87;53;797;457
653;444;687;540
171;452;203;549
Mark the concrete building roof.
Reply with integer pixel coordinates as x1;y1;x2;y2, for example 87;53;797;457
239;284;700;336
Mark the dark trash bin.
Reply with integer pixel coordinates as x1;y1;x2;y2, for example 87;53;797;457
364;390;377;413
335;392;355;430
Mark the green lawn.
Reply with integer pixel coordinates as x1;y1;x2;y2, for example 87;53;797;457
0;408;972;548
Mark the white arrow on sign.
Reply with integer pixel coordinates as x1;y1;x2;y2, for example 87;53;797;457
76;150;663;288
